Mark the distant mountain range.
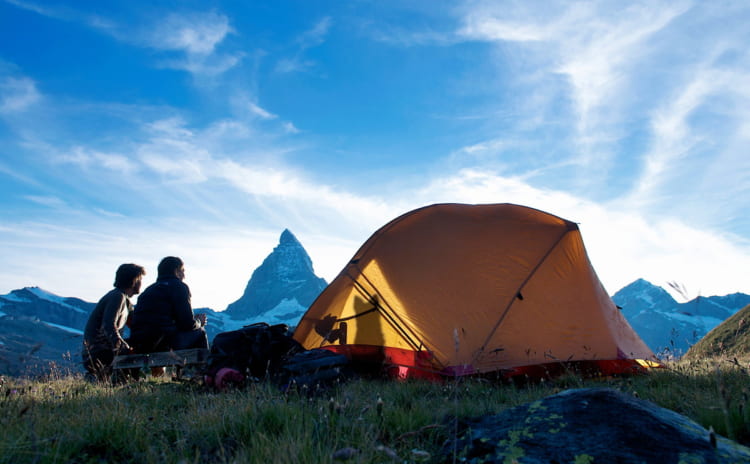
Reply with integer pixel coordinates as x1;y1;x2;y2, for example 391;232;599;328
612;278;750;357
2;233;749;375
0;287;92;376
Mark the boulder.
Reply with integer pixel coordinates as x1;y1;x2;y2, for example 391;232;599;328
441;388;750;463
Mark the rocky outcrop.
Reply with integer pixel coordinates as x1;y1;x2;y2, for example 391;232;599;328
441;388;750;463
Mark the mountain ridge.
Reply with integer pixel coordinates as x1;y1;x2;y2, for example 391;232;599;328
612;279;750;356
2;262;749;375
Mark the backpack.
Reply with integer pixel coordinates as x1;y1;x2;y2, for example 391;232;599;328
275;348;353;391
204;322;303;388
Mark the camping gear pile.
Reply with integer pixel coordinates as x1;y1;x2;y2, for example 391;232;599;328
203;322;351;390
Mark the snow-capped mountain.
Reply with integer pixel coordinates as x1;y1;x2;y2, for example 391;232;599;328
219;229;327;328
612;279;750;357
0;287;91;376
0;287;94;329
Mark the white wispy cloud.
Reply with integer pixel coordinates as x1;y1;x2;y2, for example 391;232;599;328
454;137;511;158
3;0;111;29
142;11;244;76
136;119;210;184
229;93;303;131
0;76;40;113
4;2;243;77
275;17;332;74
553;4;687;129
458;13;549;42
0;161;43;187
247;102;277;120
4;0;63;19
59;147;137;174
161;52;243;77
95;114;399;236
282;122;300;134
457;1;689;174
150;11;232;55
297;16;332;49
274;57;316;74
438;1;750;236
626;41;750;225
23;195;66;208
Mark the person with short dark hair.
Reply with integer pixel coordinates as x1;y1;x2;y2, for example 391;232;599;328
129;256;208;354
82;263;146;381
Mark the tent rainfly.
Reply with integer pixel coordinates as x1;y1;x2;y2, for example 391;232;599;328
293;203;660;380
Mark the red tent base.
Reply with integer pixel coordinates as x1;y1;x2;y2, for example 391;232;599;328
320;344;661;382
479;359;662;384
320;345;442;381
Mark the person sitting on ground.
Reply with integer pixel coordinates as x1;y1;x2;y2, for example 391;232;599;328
82;263;146;381
129;256;208;354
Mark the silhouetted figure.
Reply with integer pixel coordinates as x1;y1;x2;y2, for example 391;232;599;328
82;263;146;381
129;256;208;353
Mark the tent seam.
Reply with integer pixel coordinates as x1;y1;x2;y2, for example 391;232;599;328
471;224;577;366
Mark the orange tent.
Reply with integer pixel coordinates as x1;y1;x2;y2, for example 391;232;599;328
294;203;659;380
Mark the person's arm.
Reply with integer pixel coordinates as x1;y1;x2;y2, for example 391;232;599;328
172;282;201;331
102;292;131;351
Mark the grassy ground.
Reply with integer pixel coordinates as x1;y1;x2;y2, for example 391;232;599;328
1;356;749;464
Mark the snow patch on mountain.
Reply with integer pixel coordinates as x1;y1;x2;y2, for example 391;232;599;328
211;298;306;333
3;292;30;303
43;321;84;335
26;287;88;314
663;312;723;330
2;287;89;315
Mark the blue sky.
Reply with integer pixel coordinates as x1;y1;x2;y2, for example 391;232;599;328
1;0;749;311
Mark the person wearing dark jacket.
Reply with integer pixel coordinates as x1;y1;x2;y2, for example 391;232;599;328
82;263;146;381
129;256;208;353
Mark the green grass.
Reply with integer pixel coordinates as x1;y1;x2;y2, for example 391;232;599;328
684;304;750;360
1;356;749;463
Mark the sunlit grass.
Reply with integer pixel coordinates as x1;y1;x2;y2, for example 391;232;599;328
0;355;748;463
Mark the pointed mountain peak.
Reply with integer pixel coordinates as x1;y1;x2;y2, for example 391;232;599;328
279;228;300;246
613;278;677;314
616;279;673;299
224;229;327;320
623;278;656;290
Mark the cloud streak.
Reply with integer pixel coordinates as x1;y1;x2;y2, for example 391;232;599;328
456;2;690;183
4;2;243;77
149;11;232;55
0;76;40;113
59;147;137;174
274;17;332;74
